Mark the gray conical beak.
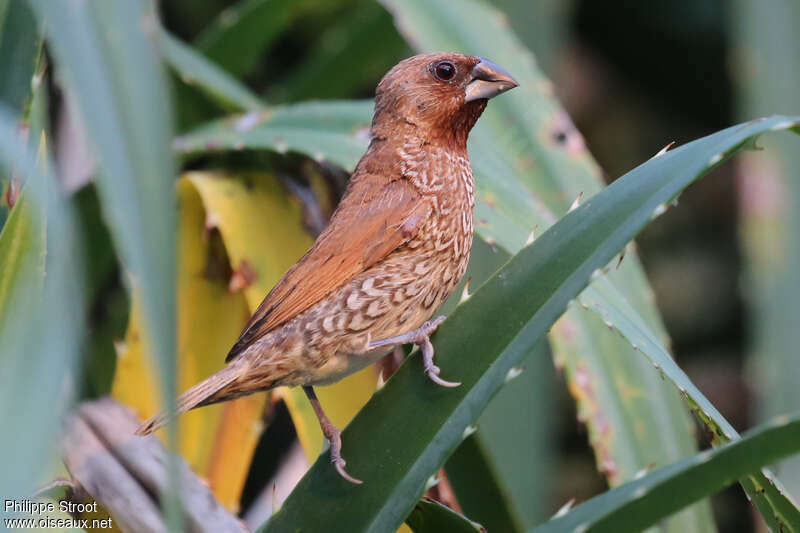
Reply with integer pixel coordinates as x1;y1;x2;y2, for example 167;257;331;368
464;58;519;102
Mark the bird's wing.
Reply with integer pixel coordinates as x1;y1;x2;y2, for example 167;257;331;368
226;175;431;361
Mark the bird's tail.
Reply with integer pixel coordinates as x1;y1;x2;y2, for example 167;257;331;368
135;361;246;435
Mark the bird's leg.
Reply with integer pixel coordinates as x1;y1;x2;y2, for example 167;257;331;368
368;316;460;388
302;386;362;484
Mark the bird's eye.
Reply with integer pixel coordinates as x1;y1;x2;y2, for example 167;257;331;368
432;61;456;82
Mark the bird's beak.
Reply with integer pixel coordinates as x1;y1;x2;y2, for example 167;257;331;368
464;58;519;102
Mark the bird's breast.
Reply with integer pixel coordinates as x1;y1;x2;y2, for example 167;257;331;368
276;146;477;385
408;146;475;261
389;148;475;323
399;144;475;208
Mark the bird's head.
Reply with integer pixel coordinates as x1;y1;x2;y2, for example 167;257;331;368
372;52;518;147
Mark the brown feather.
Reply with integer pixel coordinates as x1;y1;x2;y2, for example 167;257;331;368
226;174;431;361
136;360;248;434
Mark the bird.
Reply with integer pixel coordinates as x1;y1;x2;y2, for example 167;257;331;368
137;52;518;484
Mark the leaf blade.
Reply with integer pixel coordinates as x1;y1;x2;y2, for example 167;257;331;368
530;414;800;533
29;0;178;418
259;115;800;533
159;28;264;112
174;100;372;171
406;499;486;533
378;0;713;528
578;278;800;530
0;109;84;500
112;178;259;511
186;171;378;463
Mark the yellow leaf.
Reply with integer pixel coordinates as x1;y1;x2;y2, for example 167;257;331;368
188;171;378;461
112;179;257;511
114;170;380;514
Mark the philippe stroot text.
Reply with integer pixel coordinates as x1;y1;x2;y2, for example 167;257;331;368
4;499;114;529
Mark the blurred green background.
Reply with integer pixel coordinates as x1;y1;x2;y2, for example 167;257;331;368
151;1;796;530
2;0;798;531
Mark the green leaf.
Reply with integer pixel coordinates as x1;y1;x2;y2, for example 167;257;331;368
0;109;84;500
174;89;795;533
172;1;800;520
406;499;486;533
268;0;407;103
444;432;524;533
193;0;312;79
579;279;800;530
0;0;40;229
380;0;712;528
173;100;373;170
473;341;555;526
260;115;800;533
487;0;570;75
185;170;377;466
112;177;260;511
438;237;553;531
530;414;800;533
28;0;177;440
159;28;264;112
0;155;45;500
0;0;38;114
735;0;800;501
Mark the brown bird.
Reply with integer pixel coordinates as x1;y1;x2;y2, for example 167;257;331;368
137;52;518;483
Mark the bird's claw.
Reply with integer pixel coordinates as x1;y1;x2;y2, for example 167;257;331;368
419;332;460;389
327;430;362;485
426;367;461;388
304;386;363;484
333;457;362;485
425;357;461;387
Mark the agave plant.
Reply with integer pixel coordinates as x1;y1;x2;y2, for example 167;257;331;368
1;0;799;532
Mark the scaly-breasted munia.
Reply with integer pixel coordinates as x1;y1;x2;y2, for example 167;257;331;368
138;53;518;483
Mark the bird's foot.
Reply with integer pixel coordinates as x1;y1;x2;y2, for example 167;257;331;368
303;386;362;484
369;316;460;388
325;421;362;485
419;335;461;388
